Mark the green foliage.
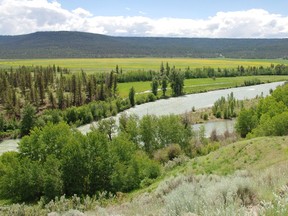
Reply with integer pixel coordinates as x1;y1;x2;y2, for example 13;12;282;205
109;135;160;192
151;78;159;96
244;78;262;86
85;130;111;193
42;156;63;200
0;65;121;136
97;117;117;140
120;114;193;156
154;144;182;164
0;114;4;132
212;92;237;119
235;109;258;138
0;152;43;202
0;121;160;202
169;68;185;96
62;135;88;196
236;83;288;137
161;76;168;97
20;103;36;136
19;122;72;161
139;115;158;155
156;115;192;151
119;113;139;144
129;86;135;107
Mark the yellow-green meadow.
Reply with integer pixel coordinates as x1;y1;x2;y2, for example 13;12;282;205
0;58;287;73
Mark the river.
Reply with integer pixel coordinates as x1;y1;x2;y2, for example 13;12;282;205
0;81;285;154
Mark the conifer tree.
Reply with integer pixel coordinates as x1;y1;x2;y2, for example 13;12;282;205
129;87;135;107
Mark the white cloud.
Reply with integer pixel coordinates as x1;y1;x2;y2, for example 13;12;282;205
72;8;92;17
1;0;288;38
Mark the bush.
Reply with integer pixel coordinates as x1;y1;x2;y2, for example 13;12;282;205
160;172;257;216
136;95;146;105
147;93;157;102
154;144;182;164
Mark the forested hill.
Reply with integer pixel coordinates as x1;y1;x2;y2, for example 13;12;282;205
1;31;288;59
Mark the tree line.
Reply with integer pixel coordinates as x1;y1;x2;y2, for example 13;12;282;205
117;63;288;83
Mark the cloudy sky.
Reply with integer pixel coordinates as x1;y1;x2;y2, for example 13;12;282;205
1;0;288;38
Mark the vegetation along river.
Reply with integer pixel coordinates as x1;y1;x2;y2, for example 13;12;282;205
0;81;285;154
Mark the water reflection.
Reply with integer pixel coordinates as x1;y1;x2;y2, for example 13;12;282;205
192;119;236;138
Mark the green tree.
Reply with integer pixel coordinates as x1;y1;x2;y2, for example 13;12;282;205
129;86;135;107
119;113;139;144
97;117;117;141
151;79;158;96
0;114;4;132
85;130;112;193
71;74;77;105
43;155;63;200
235;108;258;138
0;152;44;202
157;115;192;151
36;73;45;105
161;76;168;97
170;68;184;96
20;103;36;136
160;62;165;76
139;115;158;155
19;122;72;161
62;134;88;196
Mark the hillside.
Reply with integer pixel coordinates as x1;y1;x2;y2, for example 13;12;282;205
101;136;288;215
2;136;288;215
1;31;288;58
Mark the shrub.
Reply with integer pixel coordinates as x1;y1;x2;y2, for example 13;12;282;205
147;93;157;102
154;144;182;164
166;144;182;160
161;173;257;216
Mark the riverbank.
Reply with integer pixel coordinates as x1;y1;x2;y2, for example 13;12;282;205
0;81;285;155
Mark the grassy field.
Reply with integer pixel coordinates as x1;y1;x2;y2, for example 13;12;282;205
0;58;287;73
118;75;288;97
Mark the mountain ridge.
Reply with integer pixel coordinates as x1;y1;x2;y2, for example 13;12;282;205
0;31;288;59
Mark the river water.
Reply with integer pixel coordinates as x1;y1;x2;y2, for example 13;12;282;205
0;81;285;154
78;81;284;133
192;119;236;138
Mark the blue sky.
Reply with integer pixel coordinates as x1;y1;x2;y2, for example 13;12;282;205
58;0;288;18
1;0;288;38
